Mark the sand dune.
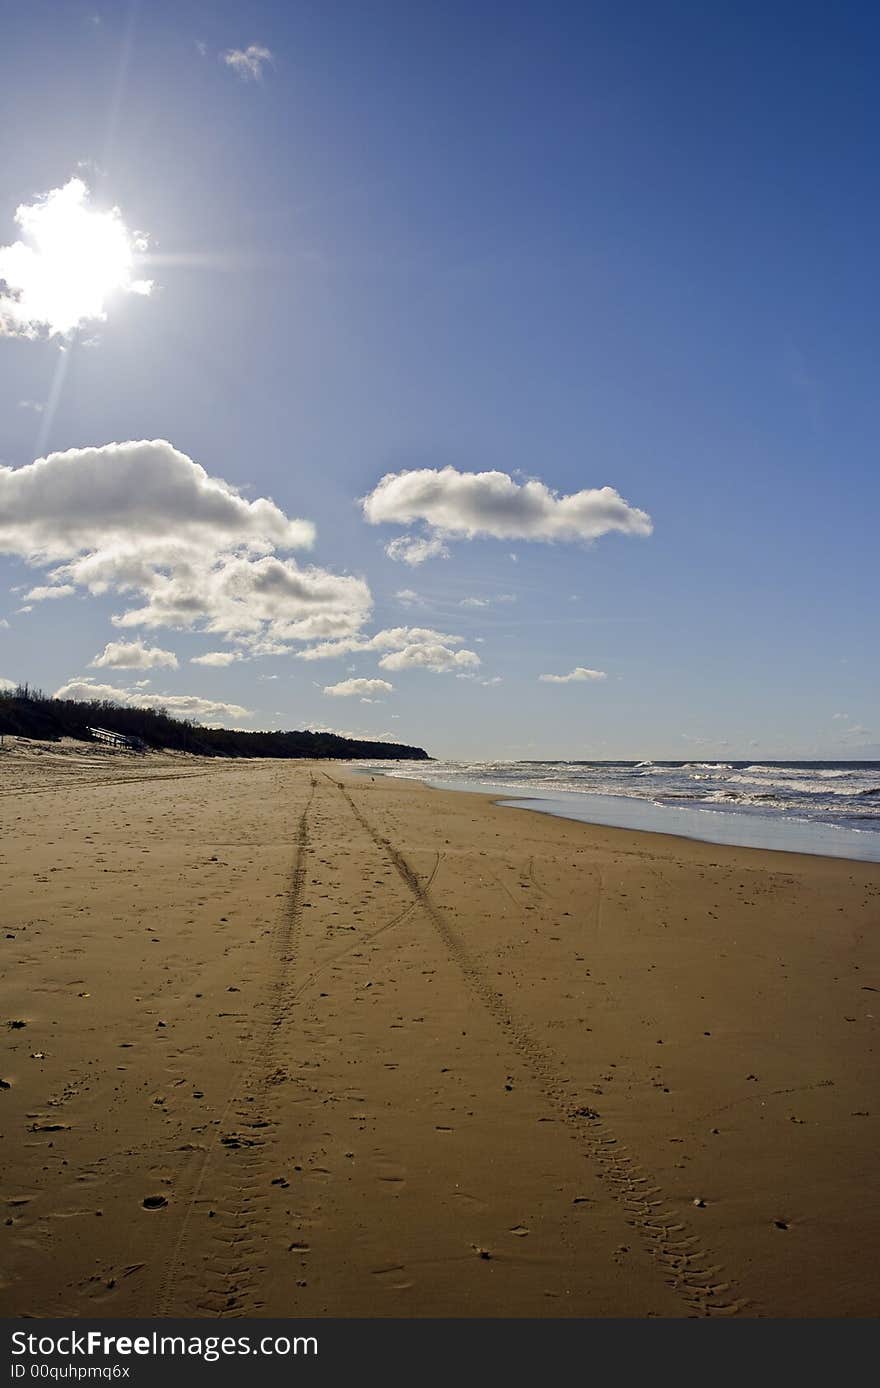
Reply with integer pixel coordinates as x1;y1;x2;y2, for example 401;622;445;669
1;745;878;1317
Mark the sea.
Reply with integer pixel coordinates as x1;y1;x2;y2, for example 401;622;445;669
353;760;880;863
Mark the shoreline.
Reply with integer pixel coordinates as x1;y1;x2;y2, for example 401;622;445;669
353;767;880;865
2;750;878;1317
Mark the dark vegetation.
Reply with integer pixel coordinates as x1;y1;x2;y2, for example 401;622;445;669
0;686;429;760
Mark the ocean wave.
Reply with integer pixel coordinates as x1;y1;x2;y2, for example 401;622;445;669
360;758;880;837
681;762;733;771
724;773;867;797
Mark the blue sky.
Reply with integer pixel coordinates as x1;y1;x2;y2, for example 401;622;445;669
0;0;877;758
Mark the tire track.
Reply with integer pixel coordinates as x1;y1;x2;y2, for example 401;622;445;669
0;767;230;798
285;849;443;1009
325;773;750;1317
156;779;315;1317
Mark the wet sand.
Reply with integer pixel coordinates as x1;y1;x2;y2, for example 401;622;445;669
1;743;878;1317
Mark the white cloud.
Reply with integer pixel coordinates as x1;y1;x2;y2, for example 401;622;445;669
481;676;503;686
363;466;652;553
324;678;393;698
91;639;178;670
53;676;251;724
379;642;480;673
0;439;313;564
18;399;45;413
24;583;76;601
297;625;463;661
0;177;152;339
110;553;371;646
222;44;274;80
0;618;9;628
460;592;517;608
0;676;16;692
539;667;607;684
305;722;398;741
395;588;422;606
190;650;242;667
384;535;450;566
0;439;370;653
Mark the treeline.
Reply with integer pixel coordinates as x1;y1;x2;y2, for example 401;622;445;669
0;687;429;761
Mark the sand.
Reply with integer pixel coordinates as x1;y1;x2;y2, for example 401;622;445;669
1;741;878;1318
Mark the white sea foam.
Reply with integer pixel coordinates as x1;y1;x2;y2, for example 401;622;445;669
360;757;880;834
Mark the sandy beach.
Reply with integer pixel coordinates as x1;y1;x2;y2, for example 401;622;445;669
1;743;878;1318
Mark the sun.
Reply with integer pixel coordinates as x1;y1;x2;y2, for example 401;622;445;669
0;177;152;338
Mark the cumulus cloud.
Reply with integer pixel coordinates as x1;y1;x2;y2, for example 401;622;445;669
363;466;652;556
108;553;371;646
222;44;274;80
296;625;463;661
24;583;75;601
324;678;393;698
0;439;371;653
539;667;607;684
190;650;242;667
53;676;251;724
395;589;422;606
378;642;480;673
0;177;152;338
0;439;313;563
384;535;450;566
90;639;178;670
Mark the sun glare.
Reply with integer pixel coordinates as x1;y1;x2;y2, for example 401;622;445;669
0;177;152;338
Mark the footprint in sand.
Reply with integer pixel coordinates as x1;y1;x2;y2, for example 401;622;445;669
372;1265;413;1291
